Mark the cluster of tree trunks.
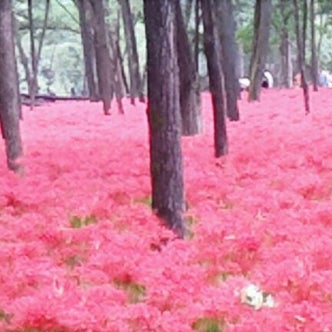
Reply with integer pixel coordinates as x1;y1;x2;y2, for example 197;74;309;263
119;0;144;104
76;0;145;113
142;0;243;235
175;0;202;136
1;0;320;236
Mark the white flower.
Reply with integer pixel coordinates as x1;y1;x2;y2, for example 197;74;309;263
240;284;275;310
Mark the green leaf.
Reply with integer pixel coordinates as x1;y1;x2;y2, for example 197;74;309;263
69;215;97;228
193;317;225;332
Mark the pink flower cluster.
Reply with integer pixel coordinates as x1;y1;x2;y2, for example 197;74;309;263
0;89;332;331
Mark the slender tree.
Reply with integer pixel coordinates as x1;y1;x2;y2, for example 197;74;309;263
143;0;186;237
0;0;24;172
15;21;32;94
119;0;144;103
201;0;228;157
27;0;37;107
310;0;318;91
20;0;51;105
193;0;200;72
293;0;310;114
278;0;293;88
248;0;272;101
175;0;202;136
36;0;50;70
76;0;99;100
105;7;125;114
214;0;240;121
88;0;113;115
111;9;129;95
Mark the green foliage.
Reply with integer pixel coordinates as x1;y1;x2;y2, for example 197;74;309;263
69;215;97;228
236;22;253;54
184;214;197;239
114;279;147;303
64;254;83;268
193;317;225;332
317;0;332;15
134;195;152;207
0;309;11;324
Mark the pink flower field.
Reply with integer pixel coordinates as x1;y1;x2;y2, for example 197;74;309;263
1;89;332;331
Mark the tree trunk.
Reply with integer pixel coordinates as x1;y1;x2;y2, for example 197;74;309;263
106;9;125;114
175;0;202;136
16;26;32;93
236;43;244;78
27;0;37;108
310;0;318;91
76;0;99;101
119;0;144;104
0;0;23;172
293;0;310;114
279;31;293;88
139;63;147;97
193;0;200;72
201;0;228;157
89;0;113;115
36;0;50;71
143;0;186;238
278;0;293;88
248;0;272;102
114;9;129;95
214;0;239;121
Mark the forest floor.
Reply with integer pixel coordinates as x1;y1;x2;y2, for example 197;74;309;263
0;89;332;331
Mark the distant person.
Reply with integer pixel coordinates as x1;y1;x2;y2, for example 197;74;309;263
319;70;330;87
239;70;274;91
261;70;274;88
239;77;250;91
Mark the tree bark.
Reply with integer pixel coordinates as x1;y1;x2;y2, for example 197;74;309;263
279;0;293;88
144;0;186;238
310;0;318;91
248;0;272;102
89;0;113;115
0;0;23;172
119;0;144;104
236;43;245;79
175;0;202;136
27;0;37;108
214;0;240;120
201;0;228;157
16;25;32;94
106;8;125;114
279;30;293;88
76;0;99;101
293;0;310;114
113;9;129;95
36;0;50;70
193;0;200;72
